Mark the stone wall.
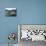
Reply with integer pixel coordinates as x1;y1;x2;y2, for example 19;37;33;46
20;25;46;30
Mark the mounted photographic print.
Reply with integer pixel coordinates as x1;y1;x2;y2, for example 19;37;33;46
18;24;46;46
5;8;17;16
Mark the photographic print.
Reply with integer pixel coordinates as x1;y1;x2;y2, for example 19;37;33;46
5;8;17;16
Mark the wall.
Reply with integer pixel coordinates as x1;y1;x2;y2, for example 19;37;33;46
0;0;46;44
